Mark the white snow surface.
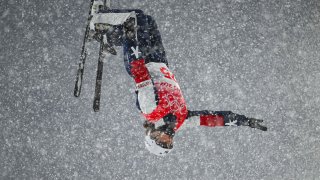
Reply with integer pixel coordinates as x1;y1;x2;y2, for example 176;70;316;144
1;0;320;179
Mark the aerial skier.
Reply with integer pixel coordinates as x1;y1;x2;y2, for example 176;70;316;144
81;1;267;156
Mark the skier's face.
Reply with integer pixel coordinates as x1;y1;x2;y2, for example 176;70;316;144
149;130;173;149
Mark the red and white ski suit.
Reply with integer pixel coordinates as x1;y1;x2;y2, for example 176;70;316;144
131;59;188;131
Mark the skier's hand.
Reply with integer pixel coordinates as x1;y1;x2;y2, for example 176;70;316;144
248;118;267;131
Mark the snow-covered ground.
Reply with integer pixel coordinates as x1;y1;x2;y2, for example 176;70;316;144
1;0;319;179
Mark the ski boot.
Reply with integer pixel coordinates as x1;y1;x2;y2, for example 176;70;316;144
88;23;118;55
123;17;136;40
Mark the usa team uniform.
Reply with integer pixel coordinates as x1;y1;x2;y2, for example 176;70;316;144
120;10;255;131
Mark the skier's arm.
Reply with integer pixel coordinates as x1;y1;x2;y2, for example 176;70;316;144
187;110;267;131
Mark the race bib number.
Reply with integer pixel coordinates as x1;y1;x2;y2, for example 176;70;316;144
160;67;177;82
146;62;180;89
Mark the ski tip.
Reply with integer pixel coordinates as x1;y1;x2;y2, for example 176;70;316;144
93;100;100;112
74;91;80;97
93;107;100;112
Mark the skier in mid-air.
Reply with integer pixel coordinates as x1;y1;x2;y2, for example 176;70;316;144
87;6;267;156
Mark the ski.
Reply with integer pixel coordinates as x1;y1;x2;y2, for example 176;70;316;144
92;1;111;112
93;34;105;112
74;0;124;112
74;0;95;97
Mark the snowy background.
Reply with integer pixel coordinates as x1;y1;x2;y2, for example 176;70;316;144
1;0;320;179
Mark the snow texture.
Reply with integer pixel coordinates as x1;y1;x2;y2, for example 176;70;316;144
1;0;320;179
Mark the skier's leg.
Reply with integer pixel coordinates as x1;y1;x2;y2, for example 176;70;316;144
122;10;150;77
144;15;168;66
121;10;153;112
110;9;168;74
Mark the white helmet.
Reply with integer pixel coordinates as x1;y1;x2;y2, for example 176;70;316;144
144;131;173;156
